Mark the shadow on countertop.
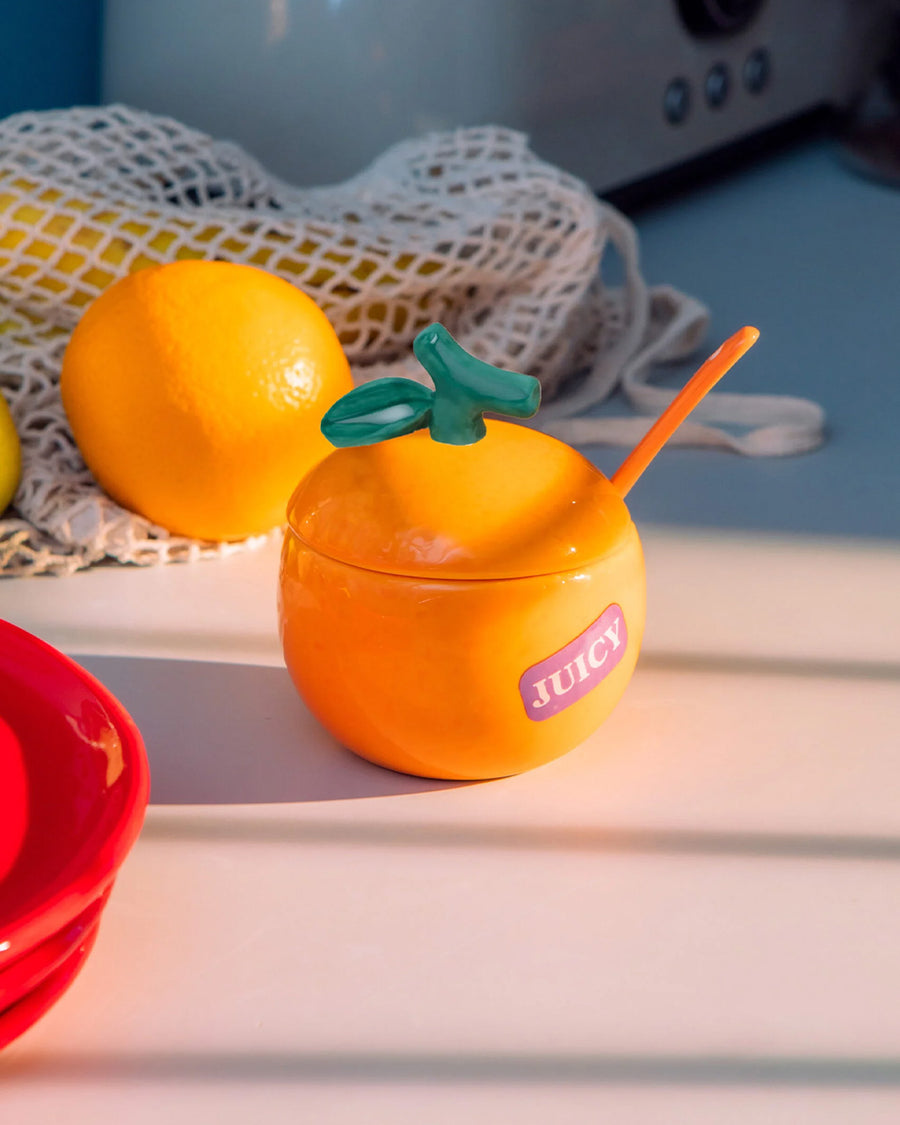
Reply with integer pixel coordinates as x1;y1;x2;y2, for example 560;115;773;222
77;656;464;805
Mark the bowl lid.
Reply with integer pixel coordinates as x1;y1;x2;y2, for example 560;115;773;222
286;419;632;580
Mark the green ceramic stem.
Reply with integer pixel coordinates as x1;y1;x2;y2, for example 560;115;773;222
412;324;540;444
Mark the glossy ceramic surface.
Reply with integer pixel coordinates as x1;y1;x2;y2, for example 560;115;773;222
0;926;98;1052
280;527;645;780
0;620;149;1044
0;715;28;884
0;890;107;1013
282;385;648;780
287;420;632;580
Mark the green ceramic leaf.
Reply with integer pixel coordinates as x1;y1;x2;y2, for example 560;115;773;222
321;378;434;448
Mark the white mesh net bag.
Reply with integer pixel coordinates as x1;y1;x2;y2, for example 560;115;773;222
0;105;825;576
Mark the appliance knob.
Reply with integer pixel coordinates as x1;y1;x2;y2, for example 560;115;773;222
676;0;766;37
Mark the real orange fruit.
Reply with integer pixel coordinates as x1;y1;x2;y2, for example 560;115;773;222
60;260;353;540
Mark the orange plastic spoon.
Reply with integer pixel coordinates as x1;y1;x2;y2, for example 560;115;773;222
611;325;760;498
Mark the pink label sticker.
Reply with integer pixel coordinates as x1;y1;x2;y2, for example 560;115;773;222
519;604;628;721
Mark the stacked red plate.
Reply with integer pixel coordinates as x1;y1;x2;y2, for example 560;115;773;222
0;620;150;1049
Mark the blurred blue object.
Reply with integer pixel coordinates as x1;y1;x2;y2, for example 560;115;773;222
0;0;102;117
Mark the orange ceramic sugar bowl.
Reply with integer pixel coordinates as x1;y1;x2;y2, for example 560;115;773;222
279;322;757;780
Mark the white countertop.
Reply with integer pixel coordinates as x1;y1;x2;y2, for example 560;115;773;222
0;525;898;1123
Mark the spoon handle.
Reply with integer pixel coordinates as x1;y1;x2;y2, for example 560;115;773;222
611;325;760;498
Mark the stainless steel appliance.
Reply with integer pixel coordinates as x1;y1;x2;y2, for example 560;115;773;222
102;0;890;193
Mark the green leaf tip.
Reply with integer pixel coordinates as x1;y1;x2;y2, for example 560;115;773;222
320;323;542;449
321;378;434;448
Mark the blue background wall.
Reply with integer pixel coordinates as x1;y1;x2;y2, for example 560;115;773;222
0;0;102;117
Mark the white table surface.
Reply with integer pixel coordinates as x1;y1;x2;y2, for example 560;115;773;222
0;525;898;1123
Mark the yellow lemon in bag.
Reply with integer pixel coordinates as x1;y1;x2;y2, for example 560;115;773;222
60;260;353;540
0;394;21;514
